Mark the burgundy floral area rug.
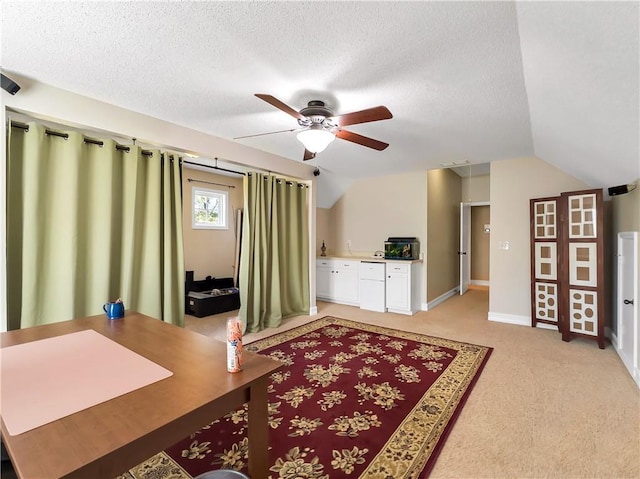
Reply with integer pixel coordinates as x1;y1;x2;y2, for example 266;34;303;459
121;316;492;479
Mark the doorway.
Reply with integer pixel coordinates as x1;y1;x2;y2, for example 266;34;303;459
460;202;490;295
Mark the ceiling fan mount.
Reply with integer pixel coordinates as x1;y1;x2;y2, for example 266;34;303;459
236;93;393;160
297;100;335;128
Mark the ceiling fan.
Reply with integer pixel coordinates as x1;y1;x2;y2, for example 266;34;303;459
235;94;393;161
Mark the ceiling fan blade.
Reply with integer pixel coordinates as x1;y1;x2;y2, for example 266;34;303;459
336;129;389;151
233;128;298;140
255;94;307;122
303;149;316;161
329;106;392;127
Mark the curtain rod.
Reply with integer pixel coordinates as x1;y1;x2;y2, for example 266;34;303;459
10;120;155;157
247;172;308;188
183;159;245;176
187;178;235;189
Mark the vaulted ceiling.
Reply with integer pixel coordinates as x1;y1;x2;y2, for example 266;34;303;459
2;1;638;207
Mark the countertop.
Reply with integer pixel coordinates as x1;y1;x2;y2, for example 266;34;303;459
317;255;422;264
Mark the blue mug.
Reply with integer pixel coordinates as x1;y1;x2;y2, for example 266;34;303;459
103;301;125;320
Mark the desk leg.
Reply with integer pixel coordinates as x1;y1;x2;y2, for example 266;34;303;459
247;378;269;479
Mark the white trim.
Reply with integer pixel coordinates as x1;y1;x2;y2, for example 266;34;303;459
192;186;229;230
309;306;318;316
616;231;639;387
387;308;415;316
617;319;640;387
488;312;560;330
536;322;559;331
470;280;490;286
459;201;490;297
610;327;619;351
488;312;530;326
1;107;7;332
426;287;459;311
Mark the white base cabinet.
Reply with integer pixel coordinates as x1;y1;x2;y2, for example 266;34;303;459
385;261;422;315
316;259;360;306
317;258;422;313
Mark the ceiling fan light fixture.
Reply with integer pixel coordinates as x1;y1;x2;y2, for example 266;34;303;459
296;127;335;153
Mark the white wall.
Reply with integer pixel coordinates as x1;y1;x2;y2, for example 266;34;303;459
1;76;318;331
489;157;588;322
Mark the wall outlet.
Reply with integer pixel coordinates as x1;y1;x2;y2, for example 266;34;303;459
499;241;510;250
347;240;352;249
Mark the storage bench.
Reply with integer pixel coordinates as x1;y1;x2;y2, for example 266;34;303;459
185;271;240;317
186;288;240;317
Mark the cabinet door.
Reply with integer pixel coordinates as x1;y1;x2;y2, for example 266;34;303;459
530;196;560;329
386;272;408;310
336;267;359;303
561;189;605;349
317;266;332;298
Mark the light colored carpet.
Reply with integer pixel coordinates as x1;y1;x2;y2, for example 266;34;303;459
185;289;640;479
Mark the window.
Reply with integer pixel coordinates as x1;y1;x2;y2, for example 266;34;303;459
192;187;228;230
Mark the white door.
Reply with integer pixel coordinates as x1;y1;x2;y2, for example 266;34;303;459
459;202;471;295
617;232;638;382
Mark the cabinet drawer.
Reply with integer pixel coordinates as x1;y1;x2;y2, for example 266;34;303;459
386;262;409;274
337;261;359;270
317;259;333;268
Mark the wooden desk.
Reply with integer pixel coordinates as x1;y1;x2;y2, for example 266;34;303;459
1;312;282;479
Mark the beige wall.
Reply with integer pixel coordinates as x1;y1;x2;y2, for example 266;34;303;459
330;171;427;257
427;169;462;301
316;207;332;256
611;180;640;233
610;179;640;332
182;168;243;280
471;205;490;281
489;157;588;319
462;174;490;202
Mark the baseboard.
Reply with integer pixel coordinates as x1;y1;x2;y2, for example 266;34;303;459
309;306;318;316
487;312;530;327
608;328;640;389
535;322;559;331
487;312;563;331
470;280;490;286
425;287;459;311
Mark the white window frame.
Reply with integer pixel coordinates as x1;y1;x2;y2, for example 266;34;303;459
192;187;228;230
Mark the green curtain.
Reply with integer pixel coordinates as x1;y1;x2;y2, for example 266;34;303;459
6;122;185;329
239;172;310;333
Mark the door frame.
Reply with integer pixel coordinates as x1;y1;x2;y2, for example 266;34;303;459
616;231;638;385
459;201;490;295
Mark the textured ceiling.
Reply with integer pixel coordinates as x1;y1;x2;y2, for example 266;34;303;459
1;1;638;207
